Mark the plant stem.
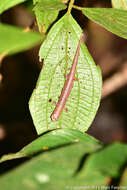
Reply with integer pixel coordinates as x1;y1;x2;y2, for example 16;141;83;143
67;0;75;14
102;63;127;99
72;5;83;11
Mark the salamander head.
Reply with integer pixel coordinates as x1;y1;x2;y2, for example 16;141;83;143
51;113;58;121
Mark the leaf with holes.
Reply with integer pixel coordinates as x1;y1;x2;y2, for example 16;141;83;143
29;13;102;135
0;0;28;14
112;0;127;10
33;0;67;33
82;8;127;39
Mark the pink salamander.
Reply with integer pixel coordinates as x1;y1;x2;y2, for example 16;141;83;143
51;33;84;121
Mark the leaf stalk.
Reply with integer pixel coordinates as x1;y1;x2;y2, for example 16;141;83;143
72;5;82;11
67;0;75;14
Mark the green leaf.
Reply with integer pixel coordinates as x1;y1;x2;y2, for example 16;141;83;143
34;0;67;10
19;129;102;156
29;13;102;135
0;129;102;162
1;142;127;189
0;0;28;14
0;141;102;189
33;0;39;4
78;142;127;185
34;10;58;34
33;0;67;33
112;0;127;10
82;8;127;39
0;23;44;56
